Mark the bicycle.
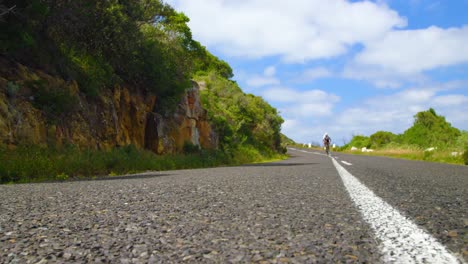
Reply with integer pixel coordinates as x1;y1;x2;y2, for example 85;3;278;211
323;134;331;156
324;143;330;156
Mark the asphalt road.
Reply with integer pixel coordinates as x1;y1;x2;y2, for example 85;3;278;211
0;148;466;263
330;149;467;262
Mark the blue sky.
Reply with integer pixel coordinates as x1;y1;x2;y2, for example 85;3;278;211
168;0;468;145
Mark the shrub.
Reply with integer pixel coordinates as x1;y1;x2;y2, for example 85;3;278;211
26;79;78;123
0;143;285;184
6;81;20;98
55;172;69;181
183;141;200;154
423;150;434;161
401;108;460;148
370;131;397;148
346;135;371;149
66;50;117;97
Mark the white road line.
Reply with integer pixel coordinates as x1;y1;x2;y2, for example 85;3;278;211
341;161;352;166
331;158;461;264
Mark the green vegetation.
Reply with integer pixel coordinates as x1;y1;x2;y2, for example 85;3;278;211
0;1;287;183
342;109;466;165
6;81;20;98
345;135;372;149
370;131;397;148
0;144;286;184
464;146;468;165
26;79;79;123
195;72;284;156
280;134;297;150
400;108;460;147
1;0;231;103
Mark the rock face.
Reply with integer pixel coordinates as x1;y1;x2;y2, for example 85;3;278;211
0;58;217;153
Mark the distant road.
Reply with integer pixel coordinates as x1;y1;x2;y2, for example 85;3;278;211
0;148;466;263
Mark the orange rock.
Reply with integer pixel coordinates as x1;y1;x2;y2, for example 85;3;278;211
0;58;217;153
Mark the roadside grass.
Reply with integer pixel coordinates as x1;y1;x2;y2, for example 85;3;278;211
341;146;465;165
0;144;287;184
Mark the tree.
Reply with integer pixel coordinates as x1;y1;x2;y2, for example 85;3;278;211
401;108;461;147
1;0;209;100
346;135;371;148
196;72;283;152
370;131;396;148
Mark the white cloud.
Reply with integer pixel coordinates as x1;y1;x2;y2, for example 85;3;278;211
342;63;428;88
167;0;468;144
171;0;468;88
263;87;340;119
246;76;280;87
281;85;468;144
333;86;468;139
398;89;435;103
344;25;468;87
355;26;468;75
432;95;468;106
286;103;336;117
264;66;276;77
245;66;280;87
294;67;332;83
281;119;316;144
169;0;406;62
263;87;339;104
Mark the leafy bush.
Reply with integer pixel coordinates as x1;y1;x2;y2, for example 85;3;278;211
195;72;283;153
66;49;117;97
370;131;397;148
1;0;220;105
344;109;462;153
423;150;434;160
456;131;468;147
6;81;20;98
401;108;460;148
26;79;78;123
183;141;200;154
345;135;371;149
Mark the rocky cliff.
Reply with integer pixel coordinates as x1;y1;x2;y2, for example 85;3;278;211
0;57;218;153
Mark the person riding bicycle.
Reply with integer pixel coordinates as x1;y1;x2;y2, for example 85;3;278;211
323;133;331;155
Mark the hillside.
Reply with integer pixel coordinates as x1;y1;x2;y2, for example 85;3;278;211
0;1;285;182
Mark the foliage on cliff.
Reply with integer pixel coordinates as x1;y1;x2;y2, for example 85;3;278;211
0;1;288;183
196;73;284;155
0;0;232;101
0;1;281;153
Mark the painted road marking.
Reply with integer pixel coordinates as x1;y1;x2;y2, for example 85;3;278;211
341;161;352;166
331;158;461;264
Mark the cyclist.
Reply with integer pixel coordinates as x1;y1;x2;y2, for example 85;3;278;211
323;133;331;156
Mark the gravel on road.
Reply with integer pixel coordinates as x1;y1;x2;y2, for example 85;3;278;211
333;153;468;262
0;152;382;263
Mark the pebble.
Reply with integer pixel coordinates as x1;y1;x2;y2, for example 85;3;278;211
448;231;458;238
2;152;464;263
63;252;72;260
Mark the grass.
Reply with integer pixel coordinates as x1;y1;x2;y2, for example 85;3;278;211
292;144;466;165
341;146;465;165
0;144;287;184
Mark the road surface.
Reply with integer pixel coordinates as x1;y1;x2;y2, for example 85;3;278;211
0;148;466;263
